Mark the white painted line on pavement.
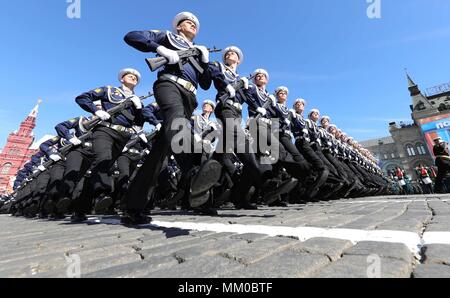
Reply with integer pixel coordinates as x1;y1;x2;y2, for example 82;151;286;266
336;199;448;204
150;220;423;258
422;232;450;245
337;200;415;204
91;218;450;259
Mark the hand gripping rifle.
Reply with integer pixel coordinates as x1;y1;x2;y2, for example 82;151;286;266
6;125;127;209
254;95;275;122
122;128;160;153
79;92;154;132
218;73;257;103
33;92;155;175
145;47;221;74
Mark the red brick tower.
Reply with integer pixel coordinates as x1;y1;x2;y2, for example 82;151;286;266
0;100;42;194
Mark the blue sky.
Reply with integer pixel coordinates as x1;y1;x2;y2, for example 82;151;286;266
1;0;450;147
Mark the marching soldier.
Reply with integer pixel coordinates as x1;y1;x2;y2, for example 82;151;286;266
209;48;297;209
22;150;50;217
39;136;66;218
327;124;366;197
241;69;299;205
183;99;220;214
10;163;34;216
53;116;95;221
191;100;219;162
208;46;259;210
75;67;146;219
291;99;329;200
306;109;345;199
113;130;154;210
271;86;315;205
122;12;222;224
317;116;356;198
273;87;308;166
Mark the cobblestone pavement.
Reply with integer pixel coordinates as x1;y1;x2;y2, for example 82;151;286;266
1;194;450;278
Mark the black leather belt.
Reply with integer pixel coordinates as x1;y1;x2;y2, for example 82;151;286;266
99;122;135;134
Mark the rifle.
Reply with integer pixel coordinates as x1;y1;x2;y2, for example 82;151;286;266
8;128;157;211
79;92;154;132
6;131;92;197
254;96;275;122
123;128;160;153
218;73;257;103
11;92;155;194
145;47;221;74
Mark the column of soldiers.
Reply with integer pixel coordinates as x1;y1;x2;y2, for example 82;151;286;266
0;12;394;225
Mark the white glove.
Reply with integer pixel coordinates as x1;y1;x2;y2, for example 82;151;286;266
240;77;249;90
210;122;219;131
49;154;62;162
156;46;180;65
285;119;291;126
38;165;46;172
95;110;111;121
194;45;209;63
130;95;142;109
256;107;267;116
69;137;82;146
194;134;202;143
155;123;162;131
226;84;236;98
269;94;277;107
143;149;150;155
122;146;129;153
32;170;39;175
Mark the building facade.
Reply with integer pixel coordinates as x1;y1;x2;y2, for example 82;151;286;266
361;74;450;180
0;100;42;194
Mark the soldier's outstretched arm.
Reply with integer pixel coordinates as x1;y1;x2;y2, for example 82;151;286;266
39;137;60;158
30;152;44;166
55;118;79;141
124;30;166;53
208;62;228;91
75;87;106;114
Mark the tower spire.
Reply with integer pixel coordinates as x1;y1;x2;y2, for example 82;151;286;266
405;69;421;97
405;69;438;119
28;99;42;118
405;68;416;88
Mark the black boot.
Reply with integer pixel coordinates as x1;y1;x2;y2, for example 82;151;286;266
71;212;88;223
56;197;72;214
263;178;298;205
121;210;151;225
189;160;222;207
94;195;113;214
